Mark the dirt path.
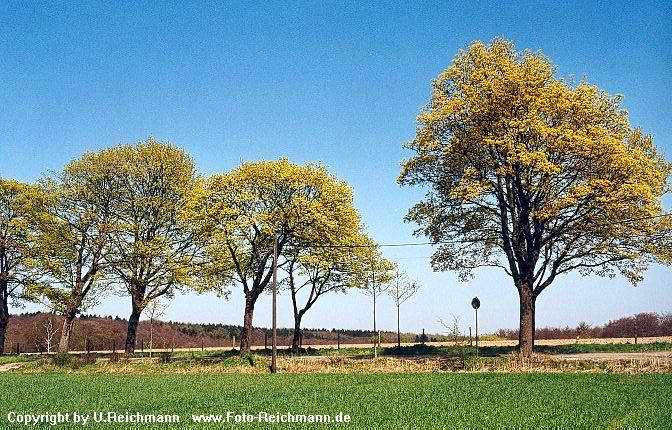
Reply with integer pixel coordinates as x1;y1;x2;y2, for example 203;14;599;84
0;362;25;372
552;351;672;362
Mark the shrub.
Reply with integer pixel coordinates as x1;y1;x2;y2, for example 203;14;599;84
51;353;75;367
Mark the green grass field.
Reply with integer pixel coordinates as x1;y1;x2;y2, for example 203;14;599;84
2;373;671;429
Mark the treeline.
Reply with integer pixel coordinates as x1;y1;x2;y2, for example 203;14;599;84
1;138;418;356
495;313;672;340
5;312;428;353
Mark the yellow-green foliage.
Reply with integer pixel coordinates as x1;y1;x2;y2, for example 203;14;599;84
183;158;365;293
400;38;672;288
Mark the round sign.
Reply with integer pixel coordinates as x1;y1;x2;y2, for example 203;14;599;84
471;297;480;310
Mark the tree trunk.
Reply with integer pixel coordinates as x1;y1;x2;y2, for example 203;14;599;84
518;285;536;357
0;280;9;355
0;311;8;356
125;303;142;353
240;293;256;355
373;291;377;342
396;304;401;348
58;311;77;353
291;314;303;353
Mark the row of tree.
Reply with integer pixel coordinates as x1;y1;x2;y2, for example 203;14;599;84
3;38;670;358
0;140;423;355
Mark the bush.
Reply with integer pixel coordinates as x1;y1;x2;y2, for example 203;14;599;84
159;352;172;364
51;353;75;367
244;353;255;367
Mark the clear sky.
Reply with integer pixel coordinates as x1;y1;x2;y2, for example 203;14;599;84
1;1;671;335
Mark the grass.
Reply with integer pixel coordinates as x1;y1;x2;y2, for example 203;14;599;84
1;373;671;428
0;354;33;365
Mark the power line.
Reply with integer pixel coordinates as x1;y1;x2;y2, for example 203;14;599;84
302;212;672;249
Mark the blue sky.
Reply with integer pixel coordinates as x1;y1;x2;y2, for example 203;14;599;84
1;1;671;334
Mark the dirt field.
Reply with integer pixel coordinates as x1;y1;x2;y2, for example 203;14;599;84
552;351;672;362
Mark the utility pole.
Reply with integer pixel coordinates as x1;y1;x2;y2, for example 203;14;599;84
372;261;378;358
270;233;278;373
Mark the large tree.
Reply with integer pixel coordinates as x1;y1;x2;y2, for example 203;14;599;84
0;179;44;354
29;152;116;352
185;159;361;354
103;138;198;353
399;39;671;357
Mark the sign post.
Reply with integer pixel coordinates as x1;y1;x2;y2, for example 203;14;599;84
471;297;480;357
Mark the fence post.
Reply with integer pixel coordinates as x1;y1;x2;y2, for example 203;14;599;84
85;338;91;354
337;331;340;350
634;320;638;345
140;339;144;353
469;327;472;346
15;343;20;355
264;331;268;350
112;340;116;354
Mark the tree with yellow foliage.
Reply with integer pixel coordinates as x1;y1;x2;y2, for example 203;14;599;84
185;159;364;354
399;39;672;357
0;179;44;354
29;151;117;353
102;139;199;353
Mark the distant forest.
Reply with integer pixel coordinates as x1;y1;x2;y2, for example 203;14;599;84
5;311;670;354
496;312;672;340
4;313;440;353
